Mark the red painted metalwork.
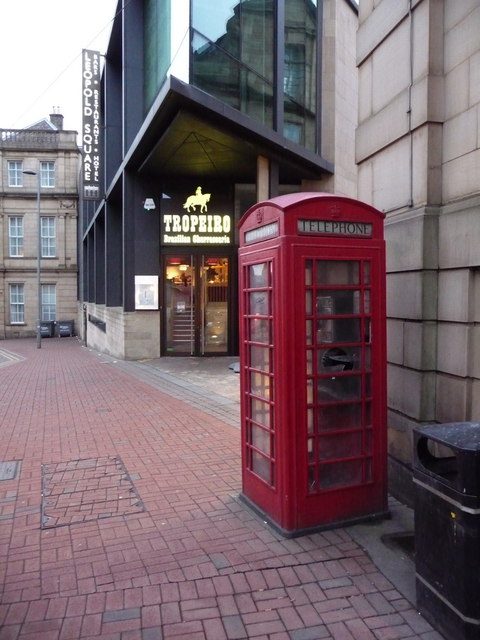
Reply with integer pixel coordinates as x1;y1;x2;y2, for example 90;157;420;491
238;193;387;536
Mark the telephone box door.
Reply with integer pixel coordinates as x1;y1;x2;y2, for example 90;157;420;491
239;253;281;522
296;248;386;529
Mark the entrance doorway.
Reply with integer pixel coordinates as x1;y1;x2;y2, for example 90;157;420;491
164;254;230;355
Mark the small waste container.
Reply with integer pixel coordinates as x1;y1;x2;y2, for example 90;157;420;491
413;422;480;640
57;320;74;337
40;321;54;337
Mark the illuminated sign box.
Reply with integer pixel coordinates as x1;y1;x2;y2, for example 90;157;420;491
161;187;232;246
82;49;102;200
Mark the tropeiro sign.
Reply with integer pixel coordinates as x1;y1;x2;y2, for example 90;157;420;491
161;187;232;245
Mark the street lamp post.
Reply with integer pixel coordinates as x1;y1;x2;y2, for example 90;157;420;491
23;169;42;349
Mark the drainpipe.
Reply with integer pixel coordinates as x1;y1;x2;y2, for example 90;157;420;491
407;0;414;208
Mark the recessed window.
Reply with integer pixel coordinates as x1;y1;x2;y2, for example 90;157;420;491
41;217;56;257
40;161;55;188
9;284;25;324
8;161;23;187
9;217;24;257
41;284;56;321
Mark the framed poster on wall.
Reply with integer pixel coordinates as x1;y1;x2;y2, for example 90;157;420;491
135;275;158;310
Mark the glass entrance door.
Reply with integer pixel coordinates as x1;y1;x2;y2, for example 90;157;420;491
165;255;195;354
201;257;229;354
164;255;229;355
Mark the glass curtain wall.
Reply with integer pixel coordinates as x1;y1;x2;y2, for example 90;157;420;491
144;0;171;111
190;0;318;151
191;0;275;126
284;0;317;150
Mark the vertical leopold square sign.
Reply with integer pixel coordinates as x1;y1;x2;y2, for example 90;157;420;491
82;50;102;199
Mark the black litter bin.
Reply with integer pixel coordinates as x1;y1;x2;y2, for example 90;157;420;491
57;320;74;337
414;422;480;640
40;321;54;337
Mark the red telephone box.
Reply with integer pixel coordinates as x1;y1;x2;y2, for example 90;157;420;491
238;193;387;536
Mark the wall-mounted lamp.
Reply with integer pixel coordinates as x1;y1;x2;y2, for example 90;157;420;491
143;198;156;211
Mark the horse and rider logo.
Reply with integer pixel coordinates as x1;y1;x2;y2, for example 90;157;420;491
183;186;211;213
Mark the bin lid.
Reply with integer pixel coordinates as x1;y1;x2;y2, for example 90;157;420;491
414;423;480;502
415;422;480;451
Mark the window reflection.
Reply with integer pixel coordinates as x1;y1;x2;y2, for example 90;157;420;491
250;318;270;343
191;0;274;126
144;0;170;110
284;0;317;150
250;291;269;315
251;450;271;482
190;0;318;150
316;318;360;344
364;318;371;343
305;290;312;315
316;261;360;285
250;371;271;400
319;431;363;461
364;290;371;314
306;349;313;375
364;261;371;285
250;345;270;372
306;378;313;404
306;320;313;345
316;290;361;315
251;424;270;454
249;262;269;288
319;460;363;489
251;398;270;428
317;403;362;431
307;407;314;434
192;1;238;50
307;437;315;462
305;259;313;286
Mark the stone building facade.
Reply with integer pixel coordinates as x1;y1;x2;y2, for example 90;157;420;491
0;115;80;340
357;0;480;501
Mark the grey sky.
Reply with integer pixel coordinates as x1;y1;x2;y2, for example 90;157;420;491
0;0;117;132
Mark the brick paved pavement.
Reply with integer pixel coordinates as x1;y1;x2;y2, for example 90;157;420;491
0;338;444;639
